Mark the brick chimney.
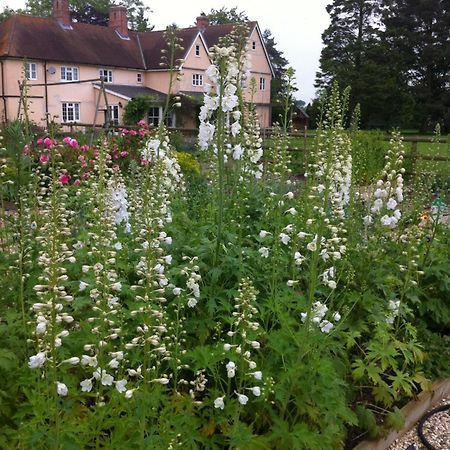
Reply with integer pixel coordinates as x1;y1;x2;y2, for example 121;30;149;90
196;14;209;32
109;6;129;37
53;0;70;25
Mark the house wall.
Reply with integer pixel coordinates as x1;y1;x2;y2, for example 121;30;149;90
244;27;272;128
0;58;143;127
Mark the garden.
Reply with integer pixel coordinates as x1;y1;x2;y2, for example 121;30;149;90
0;38;449;450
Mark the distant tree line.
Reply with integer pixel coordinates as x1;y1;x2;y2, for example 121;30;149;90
0;1;152;31
309;0;450;132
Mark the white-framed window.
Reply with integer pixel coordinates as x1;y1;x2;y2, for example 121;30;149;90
147;107;175;127
148;107;160;127
99;68;113;83
107;105;120;126
61;66;79;82
62;102;80;122
195;44;200;56
25;62;37;80
136;73;143;83
259;77;266;91
192;73;203;86
252;41;256;50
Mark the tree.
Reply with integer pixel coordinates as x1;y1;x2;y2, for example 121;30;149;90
24;0;153;31
0;6;25;22
314;0;411;128
205;7;248;25
382;0;450;131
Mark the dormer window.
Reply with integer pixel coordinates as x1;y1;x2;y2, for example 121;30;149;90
25;62;37;80
137;73;143;83
252;41;256;50
195;45;200;56
99;68;113;83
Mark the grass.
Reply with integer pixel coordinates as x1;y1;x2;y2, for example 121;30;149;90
263;133;450;177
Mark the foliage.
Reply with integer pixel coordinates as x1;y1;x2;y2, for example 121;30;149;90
205;7;249;25
0;65;449;450
316;0;449;131
23;0;153;31
122;96;155;125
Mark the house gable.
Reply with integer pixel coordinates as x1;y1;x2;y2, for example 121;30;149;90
248;24;274;77
181;32;211;70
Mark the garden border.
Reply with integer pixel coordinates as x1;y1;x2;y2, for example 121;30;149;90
352;377;450;450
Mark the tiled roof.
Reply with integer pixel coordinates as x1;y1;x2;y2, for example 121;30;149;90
0;15;259;71
137;28;199;70
98;83;166;101
0;15;145;69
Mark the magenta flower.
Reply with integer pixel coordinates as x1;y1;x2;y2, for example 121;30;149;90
81;144;90;152
130;130;137;136
137;120;146;127
43;137;54;148
40;154;50;164
73;179;81;186
36;138;44;145
59;174;71;185
120;151;128;157
63;136;72;145
69;139;79;149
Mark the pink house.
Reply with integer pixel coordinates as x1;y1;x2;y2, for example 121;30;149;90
0;1;274;131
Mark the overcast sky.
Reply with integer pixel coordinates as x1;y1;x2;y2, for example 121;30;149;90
1;0;331;103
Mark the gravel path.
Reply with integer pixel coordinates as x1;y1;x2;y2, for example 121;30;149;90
388;395;450;450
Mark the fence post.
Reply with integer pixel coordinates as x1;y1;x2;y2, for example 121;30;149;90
411;140;418;175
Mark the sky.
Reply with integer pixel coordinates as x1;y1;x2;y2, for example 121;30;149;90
0;0;331;103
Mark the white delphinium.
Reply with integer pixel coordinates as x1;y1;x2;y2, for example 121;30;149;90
300;301;341;334
29;152;76;395
76;148;129;397
217;278;263;407
126;126;186;394
365;132;405;230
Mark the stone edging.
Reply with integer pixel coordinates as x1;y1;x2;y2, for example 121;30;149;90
352;377;450;450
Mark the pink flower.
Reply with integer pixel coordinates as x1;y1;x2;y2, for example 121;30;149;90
43;137;54;148
130;130;137;136
112;164;120;171
63;136;72;145
120;151;128;157
121;129;129;135
137;120;146;127
40;154;49;164
80;144;90;152
23;145;31;155
59;174;70;185
78;155;85;163
73;179;81;186
139;130;146;137
69;139;79;149
82;172;90;179
36;138;44;145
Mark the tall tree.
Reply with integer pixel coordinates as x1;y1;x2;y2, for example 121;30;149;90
205;7;248;25
24;0;153;31
382;0;450;131
315;0;411;128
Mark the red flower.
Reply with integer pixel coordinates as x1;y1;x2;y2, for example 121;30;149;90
36;138;44;145
59;174;71;185
43;137;55;148
40;154;50;164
